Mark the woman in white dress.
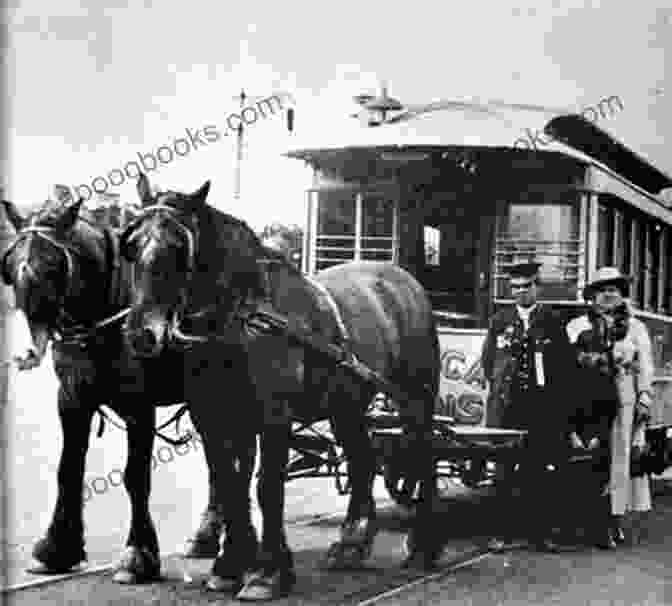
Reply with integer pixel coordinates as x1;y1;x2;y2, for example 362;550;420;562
566;267;653;547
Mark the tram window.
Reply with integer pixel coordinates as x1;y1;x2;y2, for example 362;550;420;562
424;226;440;266
620;214;632;277
597;203;615;267
314;190;356;272
631;218;645;309
362;195;393;238
665;227;672;313
646;223;660;311
659;227;669;313
311;189;395;272
496;200;580;300
361;193;395;262
317;191;356;235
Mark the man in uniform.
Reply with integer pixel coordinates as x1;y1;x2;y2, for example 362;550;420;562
482;262;572;551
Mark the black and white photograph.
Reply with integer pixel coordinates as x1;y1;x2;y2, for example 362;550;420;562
1;1;672;604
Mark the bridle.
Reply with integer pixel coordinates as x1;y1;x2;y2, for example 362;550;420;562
2;221;126;344
124;202;283;347
123;202;218;346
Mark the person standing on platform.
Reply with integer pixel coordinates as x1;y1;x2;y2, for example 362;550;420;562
482;262;573;552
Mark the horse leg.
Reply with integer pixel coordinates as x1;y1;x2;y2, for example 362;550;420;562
112;405;161;584
400;400;442;570
324;382;378;570
185;356;258;560
237;405;295;601
206;430;259;592
183;409;228;558
31;389;92;573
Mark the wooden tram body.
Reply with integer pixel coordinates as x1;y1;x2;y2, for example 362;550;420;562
276;99;672;498
286;104;672;426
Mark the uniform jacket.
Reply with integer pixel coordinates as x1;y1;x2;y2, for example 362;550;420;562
481;304;572;432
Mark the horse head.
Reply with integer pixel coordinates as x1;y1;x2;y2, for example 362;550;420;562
1;197;114;369
120;173;268;358
120;173;209;357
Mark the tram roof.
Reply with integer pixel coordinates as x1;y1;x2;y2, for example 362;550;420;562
285;106;672;197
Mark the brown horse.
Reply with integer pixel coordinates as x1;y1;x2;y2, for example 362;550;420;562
120;173;442;601
0;197;249;583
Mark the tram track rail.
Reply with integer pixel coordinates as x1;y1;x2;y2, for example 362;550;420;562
3;506;496;604
1;508;354;595
352;548;492;606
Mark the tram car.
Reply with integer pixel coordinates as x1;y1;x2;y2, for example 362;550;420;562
284;89;672;429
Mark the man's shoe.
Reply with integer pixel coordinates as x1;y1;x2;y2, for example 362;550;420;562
612;526;626;545
610;515;626;545
595;529;617;550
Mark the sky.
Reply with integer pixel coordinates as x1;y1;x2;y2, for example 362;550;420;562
3;0;671;231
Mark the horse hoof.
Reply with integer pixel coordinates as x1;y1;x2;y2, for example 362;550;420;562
31;535;86;573
236;569;296;601
112;546;160;584
207;531;259;591
322;542;370;570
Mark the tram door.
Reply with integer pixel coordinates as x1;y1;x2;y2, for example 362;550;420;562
400;193;496;328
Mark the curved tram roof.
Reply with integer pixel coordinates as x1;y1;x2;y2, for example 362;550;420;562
285;103;672;199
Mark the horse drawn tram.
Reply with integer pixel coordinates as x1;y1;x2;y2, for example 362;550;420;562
280;90;672;496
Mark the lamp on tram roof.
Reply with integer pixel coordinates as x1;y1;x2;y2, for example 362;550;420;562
352;83;405;126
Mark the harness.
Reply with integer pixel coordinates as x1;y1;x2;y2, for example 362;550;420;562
126;203;436;408
4;219;191;447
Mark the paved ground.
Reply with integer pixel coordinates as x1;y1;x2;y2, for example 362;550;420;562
7;480;672;605
371;483;672;606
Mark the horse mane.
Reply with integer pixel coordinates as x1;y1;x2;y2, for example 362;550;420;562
213;209;302;278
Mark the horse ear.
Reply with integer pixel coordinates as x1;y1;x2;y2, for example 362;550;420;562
191;180;210;203
136;173;153;206
55;198;84;232
2;200;25;232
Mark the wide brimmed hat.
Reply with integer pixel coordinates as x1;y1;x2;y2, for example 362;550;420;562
583;266;631;300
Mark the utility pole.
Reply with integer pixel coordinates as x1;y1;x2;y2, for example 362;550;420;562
232;89;265;202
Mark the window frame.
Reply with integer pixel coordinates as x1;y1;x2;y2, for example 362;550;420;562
494;192;583;302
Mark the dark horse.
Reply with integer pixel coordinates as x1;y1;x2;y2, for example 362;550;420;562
120;173;442;600
0;197;251;582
